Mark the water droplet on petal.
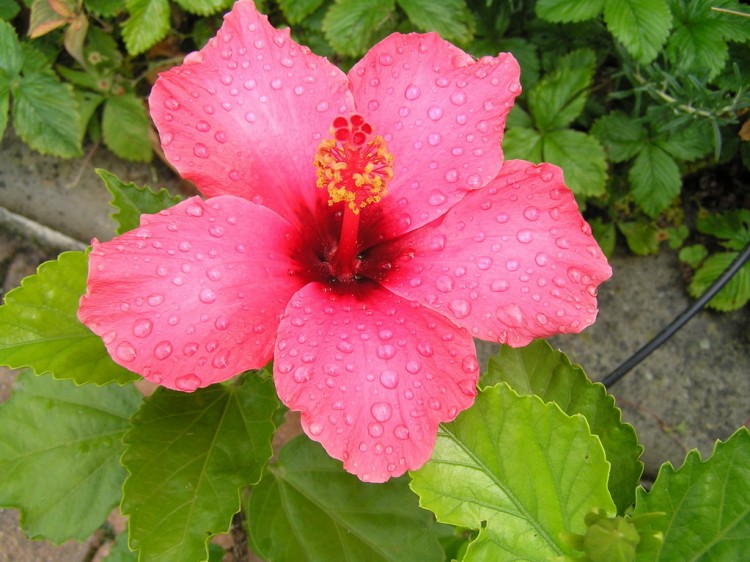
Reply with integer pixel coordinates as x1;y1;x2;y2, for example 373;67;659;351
393;425;409;440
406;360;421;374
154;341;172;360
214;315;230;330
371;402;393;422
175;374;201;391
132;318;153;338
193;143;209;158
450;92;466;105
116;341;136;362
199;288;217;304
186;203;203;217
449;299;471;319
379;370;398;389
417;342;434;357
458;379;477;397
294;366;311;383
309;422;323;436
427;106;443;120
477;256;493;270
405;84;421;100
517;229;533;243
490;279;510;292
164;97;180;110
523;206;540;221
377;344;396;360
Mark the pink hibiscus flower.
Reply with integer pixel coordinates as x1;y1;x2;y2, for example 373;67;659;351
78;0;611;482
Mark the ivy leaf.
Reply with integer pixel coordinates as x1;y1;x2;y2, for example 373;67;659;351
97;169;181;234
591;111;647;162
689;252;750;311
528;48;596;131
536;0;604;23
173;0;232;16
121;374;278;562
617;221;660;255
411;384;616;561
603;0;672;64
396;0;473;43
503;126;543;162
277;0;325;24
323;0;394;57
102;93;153;162
122;0;170;55
629;144;680;217
633;428;750;560
0;370;141;542
482;341;643;514
247;436;446;562
11;71;82;157
543;128;608;198
0;251;140;385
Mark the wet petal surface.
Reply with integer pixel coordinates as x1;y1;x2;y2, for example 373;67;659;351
349;32;521;243
366;160;612;346
273;282;478;482
79;196;306;391
150;1;354;228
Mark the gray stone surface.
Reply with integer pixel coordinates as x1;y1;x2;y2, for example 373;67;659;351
1;129;749;557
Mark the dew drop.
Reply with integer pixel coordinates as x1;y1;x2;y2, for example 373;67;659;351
214;315;230;330
477;256;493;270
393;425;409;440
371;402;393;422
193;143;209;159
175;374;201;392
163;97;180;110
199;288;217;304
368;422;384;437
132;319;153;338
405;84;421;100
315;101;329;112
377;344;396;360
309;422;323;436
427;106;443;120
196;120;211;132
435;275;454;292
406;360;421;374
490;279;510;292
186;203;203;217
293;366;311;383
523;206;540;221
450;92;466;105
116;341;136;362
449;299;471;319
462;355;479;374
147;293;164;306
428;191;447;206
417;341;434;357
379;370;398;389
154;341;172;360
517;229;533;244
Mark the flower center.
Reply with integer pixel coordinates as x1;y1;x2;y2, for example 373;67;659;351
313;115;394;282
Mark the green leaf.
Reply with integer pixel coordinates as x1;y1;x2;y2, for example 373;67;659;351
28;0;69;39
536;0;604;23
654;120;713;162
629;144;681;217
11;72;82;157
590;217;617;257
591;111;647;163
0;251;140;385
633;428;750;561
679;244;708;269
411;384;616;561
543;128;608;198
323;0;395;57
277;0;325;24
528;48;596;131
105;532;139;561
603;0;672;64
396;0;473;42
173;0;231;16
247;436;446;562
0;0;20;20
0;19;22;76
102;93;152;162
0;370;142;542
97;169;181;234
617;221;660;255
122;0;170;55
0;88;8;140
689;251;750;311
85;0;126;17
122;374;278;562
503;126;543;162
482;341;643;514
697;209;750;250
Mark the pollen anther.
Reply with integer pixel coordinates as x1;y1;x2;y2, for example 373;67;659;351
314;114;394;214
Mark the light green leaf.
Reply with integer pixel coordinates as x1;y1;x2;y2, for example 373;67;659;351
543;128;608;198
248;436;446;562
503;126;543;162
697;209;750;250
84;0;126;17
11;72;82;157
323;0;395;57
0;89;8;139
591;111;647;162
396;0;473;42
536;0;604;23
0;19;22;76
603;0;672;64
482;341;643;514
102;93;152;162
0;370;141;542
679;244;708;269
97;169;181;235
629;144;681;217
617;221;660;255
122;0;170;55
0;251;140;385
0;0;21;20
528;48;597;131
689;252;750;311
122;374;278;562
173;0;232;16
277;0;325;24
105;532;139;561
411;384;616;561
633;428;750;561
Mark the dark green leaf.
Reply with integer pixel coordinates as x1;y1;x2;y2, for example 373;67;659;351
617;221;661;255
122;375;278;562
396;0;473;42
697;209;750;250
11;72;82;157
482;341;644;514
496;38;539;90
20;43;52;74
633;428;750;561
528;48;596;131
173;0;232;16
590;217;617;257
543;128;608;198
277;0;326;24
122;0;170;55
629;144;680;217
248;436;446;562
503;126;543;162
0;19;22;76
84;0;126;17
411;384;615;561
0;370;141;542
102;93;152;162
97;169;181;234
654;120;714;162
323;0;395;57
105;532;138;561
0;251;140;385
689;252;750;311
536;0;604;23
0;0;20;20
603;0;672;64
0;89;8;139
591;111;647;163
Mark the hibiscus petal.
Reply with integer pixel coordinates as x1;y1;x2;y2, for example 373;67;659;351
348;32;521;241
366;160;612;346
79;196;306;391
149;0;354;226
273;282;478;482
